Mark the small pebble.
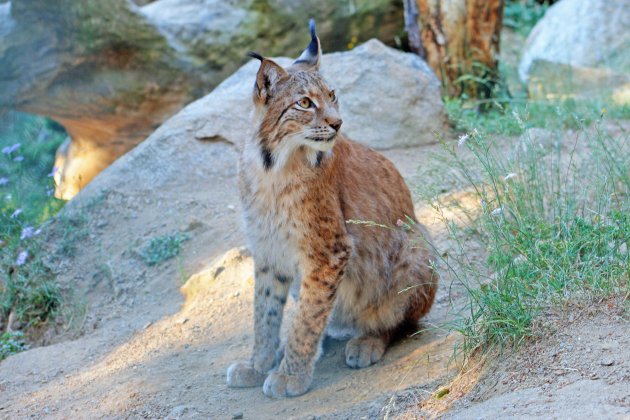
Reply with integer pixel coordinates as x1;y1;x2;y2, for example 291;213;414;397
232;412;243;419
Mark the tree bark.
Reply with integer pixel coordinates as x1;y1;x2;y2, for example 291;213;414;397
414;0;504;98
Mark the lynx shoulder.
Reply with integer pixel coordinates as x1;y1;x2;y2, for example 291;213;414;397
226;20;438;398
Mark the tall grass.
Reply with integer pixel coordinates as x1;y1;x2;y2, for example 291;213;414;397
423;106;629;355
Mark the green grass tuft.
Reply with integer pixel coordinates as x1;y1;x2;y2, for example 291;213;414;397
0;331;29;361
141;232;190;266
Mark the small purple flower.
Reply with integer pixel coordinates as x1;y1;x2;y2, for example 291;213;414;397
0;177;8;186
13;156;24;162
2;143;20;155
16;250;28;266
46;187;54;197
20;226;35;240
10;208;22;219
48;167;58;178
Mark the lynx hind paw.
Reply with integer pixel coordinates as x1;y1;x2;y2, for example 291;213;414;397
262;370;312;398
345;335;387;369
226;361;267;388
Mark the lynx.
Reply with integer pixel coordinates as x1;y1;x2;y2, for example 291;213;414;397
226;20;438;398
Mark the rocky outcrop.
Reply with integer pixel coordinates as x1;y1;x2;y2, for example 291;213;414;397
0;0;404;199
196;39;446;150
519;0;630;103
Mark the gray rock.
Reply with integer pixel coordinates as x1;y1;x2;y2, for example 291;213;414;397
195;39;446;150
519;0;630;103
0;0;405;199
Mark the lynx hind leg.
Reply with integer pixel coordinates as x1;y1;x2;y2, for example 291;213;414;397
345;243;438;369
227;267;291;388
401;242;439;324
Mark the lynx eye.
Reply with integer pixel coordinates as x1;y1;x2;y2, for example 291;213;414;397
329;90;336;102
297;97;313;109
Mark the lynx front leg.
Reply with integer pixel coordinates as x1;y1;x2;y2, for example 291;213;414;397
263;248;349;398
227;265;291;388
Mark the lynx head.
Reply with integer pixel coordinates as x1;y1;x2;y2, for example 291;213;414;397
248;20;342;170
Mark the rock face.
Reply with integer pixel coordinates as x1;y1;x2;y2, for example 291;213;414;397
519;0;630;103
196;39;446;150
0;0;404;199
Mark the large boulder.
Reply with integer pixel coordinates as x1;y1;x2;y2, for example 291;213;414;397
518;0;630;103
196;39;446;149
0;0;404;199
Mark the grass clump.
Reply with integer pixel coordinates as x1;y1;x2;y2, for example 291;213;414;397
425;111;629;355
0;331;29;361
141;232;190;266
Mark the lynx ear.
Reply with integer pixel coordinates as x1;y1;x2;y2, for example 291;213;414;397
293;19;321;70
248;52;288;104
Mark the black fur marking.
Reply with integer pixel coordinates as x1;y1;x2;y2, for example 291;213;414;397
309;19;317;41
315;151;325;167
275;106;291;125
265;288;271;297
276;274;290;284
247;51;264;61
275;295;287;305
261;146;274;170
268;309;278;317
294;19;319;65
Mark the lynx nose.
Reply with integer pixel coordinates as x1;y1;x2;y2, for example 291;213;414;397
329;119;343;132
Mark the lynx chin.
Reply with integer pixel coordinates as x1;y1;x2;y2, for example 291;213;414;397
226;20;438;398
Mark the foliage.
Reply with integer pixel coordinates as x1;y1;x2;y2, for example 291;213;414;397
0;331;29;361
445;97;630;136
141;232;191;266
504;0;550;35
422;109;629;355
0;112;67;356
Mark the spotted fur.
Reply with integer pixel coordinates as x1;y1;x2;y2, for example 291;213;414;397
226;20;438;398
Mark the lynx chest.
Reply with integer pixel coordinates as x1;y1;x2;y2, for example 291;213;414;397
240;171;312;278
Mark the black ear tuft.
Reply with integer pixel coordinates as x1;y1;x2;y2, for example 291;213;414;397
247;51;264;61
308;19;317;50
293;18;321;69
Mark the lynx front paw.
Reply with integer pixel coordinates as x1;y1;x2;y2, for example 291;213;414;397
262;370;312;398
345;335;387;369
226;361;267;388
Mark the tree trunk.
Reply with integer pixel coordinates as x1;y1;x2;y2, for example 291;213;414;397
411;0;504;98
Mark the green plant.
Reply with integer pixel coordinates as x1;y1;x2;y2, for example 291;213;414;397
421;112;629;355
0;112;68;347
504;0;550;35
0;331;29;360
445;97;630;137
141;232;190;266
